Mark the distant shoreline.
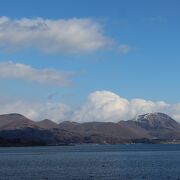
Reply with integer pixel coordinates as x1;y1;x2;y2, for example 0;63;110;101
1;140;180;147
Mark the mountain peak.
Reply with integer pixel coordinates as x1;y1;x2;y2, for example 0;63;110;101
1;113;27;118
37;119;58;129
40;119;56;123
0;113;36;130
136;112;179;130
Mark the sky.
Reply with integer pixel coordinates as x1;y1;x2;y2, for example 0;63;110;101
0;0;180;122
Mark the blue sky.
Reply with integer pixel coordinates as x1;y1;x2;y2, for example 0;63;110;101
0;0;180;122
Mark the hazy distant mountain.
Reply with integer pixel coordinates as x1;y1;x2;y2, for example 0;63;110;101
0;112;179;146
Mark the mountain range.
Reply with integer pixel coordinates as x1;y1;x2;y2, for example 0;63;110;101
0;112;180;146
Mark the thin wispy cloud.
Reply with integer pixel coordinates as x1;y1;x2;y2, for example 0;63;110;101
47;92;59;100
149;16;167;23
0;62;73;86
0;16;113;54
118;44;132;54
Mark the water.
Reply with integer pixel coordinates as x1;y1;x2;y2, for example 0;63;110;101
0;144;180;180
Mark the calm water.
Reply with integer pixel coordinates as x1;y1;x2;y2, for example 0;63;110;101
0;144;180;180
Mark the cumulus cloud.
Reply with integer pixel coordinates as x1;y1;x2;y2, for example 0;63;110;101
72;91;129;122
72;91;180;122
0;100;70;123
0;16;112;53
1;91;180;123
0;62;72;86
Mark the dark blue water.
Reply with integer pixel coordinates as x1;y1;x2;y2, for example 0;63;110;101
0;144;180;180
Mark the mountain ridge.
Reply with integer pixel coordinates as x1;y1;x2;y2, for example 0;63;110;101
0;112;179;146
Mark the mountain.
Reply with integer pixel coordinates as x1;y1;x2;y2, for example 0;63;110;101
0;114;83;146
60;112;180;143
37;119;59;129
59;121;151;143
134;112;180;140
0;112;179;146
0;113;38;130
136;112;180;130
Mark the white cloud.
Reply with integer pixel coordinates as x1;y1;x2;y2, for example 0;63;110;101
0;62;72;86
72;91;129;122
0;100;70;123
1;91;180;123
168;103;180;121
0;16;112;53
72;91;180;122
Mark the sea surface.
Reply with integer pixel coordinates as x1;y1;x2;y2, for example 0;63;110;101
0;144;180;180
